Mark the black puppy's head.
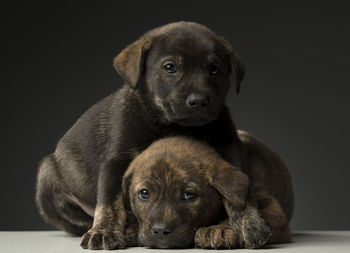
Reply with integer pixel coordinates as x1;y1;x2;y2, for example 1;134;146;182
122;137;249;248
114;21;245;126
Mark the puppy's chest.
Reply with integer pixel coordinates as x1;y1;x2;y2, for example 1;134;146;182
124;123;218;160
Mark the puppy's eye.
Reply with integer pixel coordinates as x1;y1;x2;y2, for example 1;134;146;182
182;191;196;201
138;189;150;200
210;64;221;75
163;63;177;74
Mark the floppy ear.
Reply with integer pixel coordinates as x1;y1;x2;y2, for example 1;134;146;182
220;37;245;94
205;164;249;209
113;38;152;89
230;52;245;94
122;165;135;209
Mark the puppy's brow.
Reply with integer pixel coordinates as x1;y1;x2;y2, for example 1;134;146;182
133;178;155;190
207;55;224;63
187;182;201;191
159;56;183;65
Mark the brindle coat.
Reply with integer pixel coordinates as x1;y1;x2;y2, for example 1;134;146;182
35;21;283;250
123;132;293;249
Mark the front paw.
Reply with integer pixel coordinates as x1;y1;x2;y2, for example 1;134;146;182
195;225;237;249
240;215;272;248
80;227;126;250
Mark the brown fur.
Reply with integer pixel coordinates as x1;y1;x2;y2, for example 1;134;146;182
238;130;294;243
123;131;293;249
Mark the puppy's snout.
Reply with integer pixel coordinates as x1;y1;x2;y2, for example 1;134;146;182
186;94;210;108
152;223;171;240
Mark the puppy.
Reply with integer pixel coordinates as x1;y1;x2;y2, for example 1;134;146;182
36;21;250;250
123;131;293;249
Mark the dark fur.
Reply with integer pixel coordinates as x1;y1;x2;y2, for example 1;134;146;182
123;133;293;249
35;21;277;250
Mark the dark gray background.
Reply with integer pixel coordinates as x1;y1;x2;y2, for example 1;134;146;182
2;1;350;230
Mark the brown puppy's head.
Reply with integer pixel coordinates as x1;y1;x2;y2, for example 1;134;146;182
122;137;248;248
114;21;245;126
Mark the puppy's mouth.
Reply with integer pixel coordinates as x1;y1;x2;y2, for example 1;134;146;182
167;109;220;127
169;116;214;127
155;97;220;126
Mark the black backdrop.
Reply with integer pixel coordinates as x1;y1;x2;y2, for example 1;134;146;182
2;1;350;230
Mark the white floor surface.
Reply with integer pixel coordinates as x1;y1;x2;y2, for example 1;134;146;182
0;231;349;253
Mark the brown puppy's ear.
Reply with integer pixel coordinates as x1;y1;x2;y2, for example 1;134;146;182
205;164;249;209
113;38;152;89
122;165;135;208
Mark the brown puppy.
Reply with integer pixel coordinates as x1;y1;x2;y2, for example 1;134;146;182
122;131;293;249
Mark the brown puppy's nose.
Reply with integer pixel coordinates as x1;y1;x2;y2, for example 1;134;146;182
152;223;171;240
186;94;209;108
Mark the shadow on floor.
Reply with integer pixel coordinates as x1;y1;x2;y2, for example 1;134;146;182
292;232;350;244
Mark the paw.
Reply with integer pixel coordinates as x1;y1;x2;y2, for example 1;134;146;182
195;225;237;249
80;227;126;250
240;216;272;248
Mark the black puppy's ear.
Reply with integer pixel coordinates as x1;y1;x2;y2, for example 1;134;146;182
205;164;249;209
220;38;245;94
230;52;245;94
113;38;152;89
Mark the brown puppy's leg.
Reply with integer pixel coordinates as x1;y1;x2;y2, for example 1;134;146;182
124;220;139;247
122;208;139;247
202;163;272;249
194;199;273;250
195;219;237;249
254;189;292;243
224;198;272;249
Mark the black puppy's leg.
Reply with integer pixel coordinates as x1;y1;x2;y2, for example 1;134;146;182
55;193;94;228
36;187;92;235
80;158;129;250
36;155;93;235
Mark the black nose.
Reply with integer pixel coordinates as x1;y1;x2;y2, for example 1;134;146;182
186;94;210;108
152;223;171;240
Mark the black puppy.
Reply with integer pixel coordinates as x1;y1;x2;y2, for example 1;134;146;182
35;21;266;250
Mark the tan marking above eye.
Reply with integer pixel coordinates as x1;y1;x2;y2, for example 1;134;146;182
186;182;201;192
160;55;183;64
